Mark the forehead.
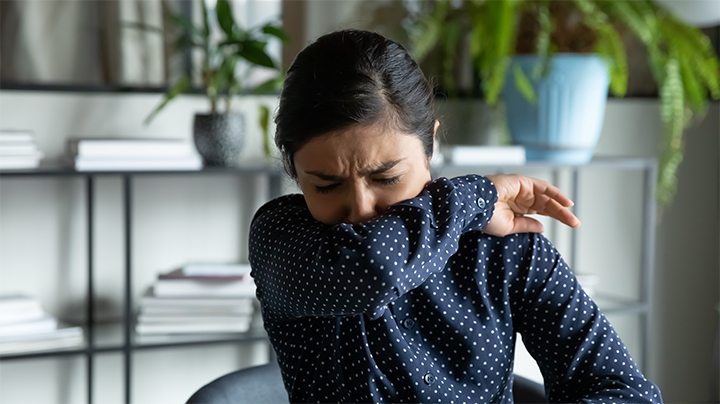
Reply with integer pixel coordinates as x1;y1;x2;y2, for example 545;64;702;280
294;124;423;173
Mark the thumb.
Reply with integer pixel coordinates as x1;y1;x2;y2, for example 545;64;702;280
511;217;545;234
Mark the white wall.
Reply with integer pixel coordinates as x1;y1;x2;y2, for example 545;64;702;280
1;89;717;403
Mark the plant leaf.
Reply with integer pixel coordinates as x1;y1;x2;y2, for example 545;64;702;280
175;34;202;50
408;0;450;62
216;0;235;37
657;56;685;205
238;41;275;68
144;76;191;125
201;0;210;38
532;0;553;79
121;21;164;35
254;75;285;94
262;24;290;43
441;20;462;96
259;104;272;159
167;13;203;39
480;0;519;104
513;64;537;104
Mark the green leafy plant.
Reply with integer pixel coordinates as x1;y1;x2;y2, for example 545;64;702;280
127;0;287;156
406;0;719;206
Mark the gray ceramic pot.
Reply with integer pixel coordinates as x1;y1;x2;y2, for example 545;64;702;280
193;112;245;166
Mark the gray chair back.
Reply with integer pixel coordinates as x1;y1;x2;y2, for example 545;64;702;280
186;362;288;404
186;362;547;403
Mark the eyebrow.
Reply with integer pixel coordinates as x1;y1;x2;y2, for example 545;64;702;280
306;159;404;181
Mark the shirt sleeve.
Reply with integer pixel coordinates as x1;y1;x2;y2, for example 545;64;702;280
510;233;663;403
249;175;498;322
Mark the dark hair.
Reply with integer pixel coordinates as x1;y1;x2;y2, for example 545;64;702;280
275;29;436;178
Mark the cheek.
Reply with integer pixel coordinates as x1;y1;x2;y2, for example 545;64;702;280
301;190;344;225
376;178;429;211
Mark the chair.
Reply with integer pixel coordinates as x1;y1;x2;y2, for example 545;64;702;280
186;362;288;404
186;362;547;403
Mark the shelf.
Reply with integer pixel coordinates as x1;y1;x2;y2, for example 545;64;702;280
0;156;657;178
434;156;657;172
0;160;281;177
0;318;268;361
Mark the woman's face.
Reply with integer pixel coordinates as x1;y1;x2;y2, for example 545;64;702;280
294;123;434;225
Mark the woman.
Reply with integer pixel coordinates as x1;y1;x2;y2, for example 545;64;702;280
249;30;662;403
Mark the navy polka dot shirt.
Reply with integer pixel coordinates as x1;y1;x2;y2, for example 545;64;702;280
249;175;662;403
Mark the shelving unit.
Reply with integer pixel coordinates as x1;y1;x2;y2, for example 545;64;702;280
0;156;657;403
0;163;283;404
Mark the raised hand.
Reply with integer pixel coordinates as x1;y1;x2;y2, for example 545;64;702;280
483;174;581;237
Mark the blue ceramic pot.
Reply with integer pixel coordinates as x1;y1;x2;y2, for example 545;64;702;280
502;54;610;164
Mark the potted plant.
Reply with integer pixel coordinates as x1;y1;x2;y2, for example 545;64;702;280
132;0;287;166
406;0;719;205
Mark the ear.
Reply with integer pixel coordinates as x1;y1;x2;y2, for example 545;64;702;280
433;120;440;139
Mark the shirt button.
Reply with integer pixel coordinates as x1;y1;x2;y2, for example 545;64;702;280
423;372;436;385
476;197;486;209
402;318;415;329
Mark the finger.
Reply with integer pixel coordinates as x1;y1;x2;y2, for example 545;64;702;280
511;216;545;233
531;178;574;207
533;196;581;228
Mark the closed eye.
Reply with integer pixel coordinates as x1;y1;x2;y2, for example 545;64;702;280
375;176;400;186
315;183;340;194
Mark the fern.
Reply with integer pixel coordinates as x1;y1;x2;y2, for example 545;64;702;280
405;0;720;207
408;0;450;62
441;21;463;97
532;0;553;80
479;0;521;104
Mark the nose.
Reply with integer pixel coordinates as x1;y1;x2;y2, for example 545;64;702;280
346;184;377;224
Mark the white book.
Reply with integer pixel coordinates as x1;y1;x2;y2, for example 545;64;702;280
0;152;44;169
182;263;252;276
0;326;84;354
153;280;256;298
68;138;195;158
0;317;57;337
137;313;253;324
140;304;255;316
0;308;45;325
73;154;202;171
0;295;43;314
0;144;38;155
135;318;252;335
440;145;526;165
139;291;255;310
0;131;34;143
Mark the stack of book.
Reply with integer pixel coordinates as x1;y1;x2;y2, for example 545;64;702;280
435;145;527;166
136;264;256;335
0;130;44;170
0;295;84;354
68;138;202;171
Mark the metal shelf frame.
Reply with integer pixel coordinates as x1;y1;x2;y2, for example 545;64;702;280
0;163;283;404
0;156;657;401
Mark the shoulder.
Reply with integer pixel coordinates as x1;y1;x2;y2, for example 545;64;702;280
251;194;309;225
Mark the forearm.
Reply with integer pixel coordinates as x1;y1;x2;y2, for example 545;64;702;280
249;175;497;321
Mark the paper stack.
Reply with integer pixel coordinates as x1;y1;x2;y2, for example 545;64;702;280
136;264;256;335
0;130;44;170
0;295;84;354
68;138;202;171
